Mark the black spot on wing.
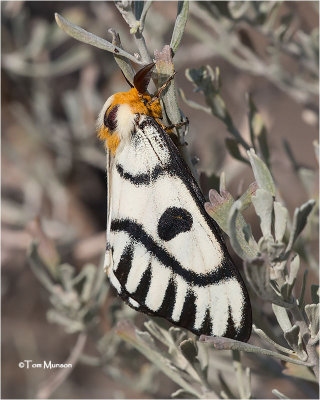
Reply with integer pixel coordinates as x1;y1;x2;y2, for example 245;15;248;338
158;207;193;241
178;289;196;330
111;219;234;286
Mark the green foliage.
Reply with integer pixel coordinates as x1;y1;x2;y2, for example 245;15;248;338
23;1;319;398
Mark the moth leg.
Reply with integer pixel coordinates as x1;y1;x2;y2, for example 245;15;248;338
150;72;177;103
164;117;189;132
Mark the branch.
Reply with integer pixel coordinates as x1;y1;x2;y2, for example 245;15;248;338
200;336;315;367
36;333;87;399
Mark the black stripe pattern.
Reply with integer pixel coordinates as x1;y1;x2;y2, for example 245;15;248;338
116;163;170;185
111;218;234;286
107;115;252;342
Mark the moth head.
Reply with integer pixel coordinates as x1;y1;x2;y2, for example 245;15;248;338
97;63;162;155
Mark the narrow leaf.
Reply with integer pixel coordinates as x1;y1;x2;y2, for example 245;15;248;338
170;1;189;54
284;325;307;360
305;304;319;338
116;320;201;398
225;138;249;164
108;29;135;85
274;201;288;242
228;200;259;260
286;200;316;253
272;304;292;333
247;148;275;196
252;188;273;237
272;389;289;399
55;13;143;65
205;189;234;235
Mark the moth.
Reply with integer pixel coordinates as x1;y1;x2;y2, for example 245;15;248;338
97;63;252;342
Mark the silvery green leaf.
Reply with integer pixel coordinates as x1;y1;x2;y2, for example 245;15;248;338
288;255;300;287
55;13;143;65
178;88;211;114
268;242;286;261
305;304;319;338
206;184;258;236
252;188;273;237
247;94;270;167
28;242;57;293
298;270;308;309
284;325;307;360
170;1;189;54
116;320;201;398
228;200;259;260
108;29;135;85
238;182;258;211
274;201;288;242
180;338;198;364
133;1;144;20
286;199;316;253
272;389;289;399
77;264;97;302
311;285;319;304
218;372;237;399
228;1;251;19
272;304;292;333
247;149;275;196
252;325;295;355
171;389;196;399
47;309;84;333
185;65;215;93
281;255;300;300
205;189;234;235
139;1;154;31
225;138;249;164
58;263;75;291
244;259;291;307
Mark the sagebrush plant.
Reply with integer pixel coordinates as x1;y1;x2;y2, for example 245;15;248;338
26;2;318;399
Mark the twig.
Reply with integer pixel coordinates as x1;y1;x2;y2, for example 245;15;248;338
36;332;87;399
200;336;315;367
114;1;152;63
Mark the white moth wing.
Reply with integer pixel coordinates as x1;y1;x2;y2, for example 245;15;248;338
106;115;251;341
104;148;113;274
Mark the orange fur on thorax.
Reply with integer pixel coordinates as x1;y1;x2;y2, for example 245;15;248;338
98;88;162;154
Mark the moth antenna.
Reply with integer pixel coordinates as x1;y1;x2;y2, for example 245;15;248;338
150;72;176;103
133;62;155;94
121;70;134;88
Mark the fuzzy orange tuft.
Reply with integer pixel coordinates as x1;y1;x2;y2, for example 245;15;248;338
111;88;162;119
99;88;163;155
98;127;120;155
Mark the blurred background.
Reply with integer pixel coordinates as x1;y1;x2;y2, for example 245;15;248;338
2;1;318;399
